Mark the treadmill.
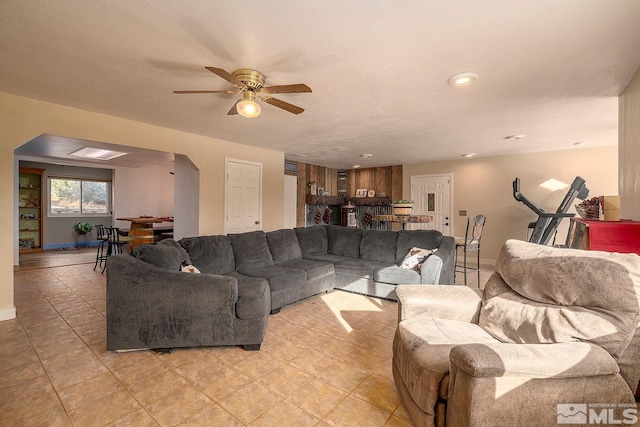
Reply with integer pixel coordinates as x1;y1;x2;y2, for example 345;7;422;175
512;176;589;246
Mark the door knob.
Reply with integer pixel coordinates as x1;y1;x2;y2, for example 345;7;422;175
255;221;260;225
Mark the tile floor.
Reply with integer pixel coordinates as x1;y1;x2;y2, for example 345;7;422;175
4;251;493;426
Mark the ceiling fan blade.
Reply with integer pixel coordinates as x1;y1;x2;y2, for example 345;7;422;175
227;100;239;115
173;90;238;94
262;84;312;94
263;97;305;114
205;67;246;88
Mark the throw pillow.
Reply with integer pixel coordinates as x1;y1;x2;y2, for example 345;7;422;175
400;247;437;272
180;262;201;273
395;230;443;264
131;243;187;271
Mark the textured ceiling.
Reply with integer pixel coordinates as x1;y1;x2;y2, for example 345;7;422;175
2;1;639;169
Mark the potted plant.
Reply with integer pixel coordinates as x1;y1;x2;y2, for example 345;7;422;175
392;199;414;216
74;222;93;235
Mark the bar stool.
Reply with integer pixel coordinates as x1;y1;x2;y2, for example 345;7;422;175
93;224;109;271
102;227;135;273
454;214;486;286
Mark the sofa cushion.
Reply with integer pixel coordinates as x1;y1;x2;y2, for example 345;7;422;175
374;265;421;285
395;230;443;264
229;231;274;270
360;230;397;263
266;229;302;263
334;258;390;279
226;272;271;320
327;225;363;258
479;240;640;360
295;226;328;257
179;235;235;275
303;253;351;264
393;314;499;417
277;258;335;282
238;265;307;292
131;240;190;271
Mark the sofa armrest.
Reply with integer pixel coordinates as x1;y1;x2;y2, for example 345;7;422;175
396;284;482;323
450;342;619;379
420;236;455;284
106;254;239;350
419;254;443;285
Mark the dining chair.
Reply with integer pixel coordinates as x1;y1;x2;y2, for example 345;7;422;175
102;227;135;273
454;214;486;286
93;224;109;271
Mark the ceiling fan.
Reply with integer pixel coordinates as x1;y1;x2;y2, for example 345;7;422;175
173;67;311;118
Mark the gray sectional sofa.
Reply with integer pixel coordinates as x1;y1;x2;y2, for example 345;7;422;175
106;225;454;352
296;225;455;300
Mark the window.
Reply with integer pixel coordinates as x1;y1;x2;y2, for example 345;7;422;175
49;177;111;216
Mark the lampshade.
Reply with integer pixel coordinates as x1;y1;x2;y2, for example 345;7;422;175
236;100;261;118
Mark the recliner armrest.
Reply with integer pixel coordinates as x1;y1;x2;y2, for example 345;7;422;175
450;342;619;379
396;284;482;323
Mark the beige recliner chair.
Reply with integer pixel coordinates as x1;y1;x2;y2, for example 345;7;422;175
393;239;640;427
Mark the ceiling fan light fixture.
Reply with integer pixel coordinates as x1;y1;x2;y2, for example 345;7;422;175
237;100;261;118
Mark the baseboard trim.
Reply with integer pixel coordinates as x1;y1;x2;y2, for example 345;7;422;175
479;257;496;267
0;306;17;321
43;241;99;250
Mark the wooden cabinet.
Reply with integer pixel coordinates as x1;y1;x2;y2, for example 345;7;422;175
18;167;45;253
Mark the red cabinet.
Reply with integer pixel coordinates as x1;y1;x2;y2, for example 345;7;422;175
569;218;640;255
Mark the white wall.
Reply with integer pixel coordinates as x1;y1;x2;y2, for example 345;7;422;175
174;154;199;240
620;66;640;220
113;164;175;230
403;145;618;261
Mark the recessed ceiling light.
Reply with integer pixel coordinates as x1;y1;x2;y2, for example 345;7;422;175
461;153;476;158
334;147;348;152
68;146;128;160
360;153;373;158
504;135;526;141
573;141;592;146
448;72;478;87
352;165;361;169
290;153;307;157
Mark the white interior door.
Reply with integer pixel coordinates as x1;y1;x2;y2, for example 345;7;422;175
411;174;453;235
284;174;297;229
225;158;262;233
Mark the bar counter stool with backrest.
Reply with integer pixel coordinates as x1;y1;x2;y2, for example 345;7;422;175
455;214;486;286
102;227;135;273
93;224;109;271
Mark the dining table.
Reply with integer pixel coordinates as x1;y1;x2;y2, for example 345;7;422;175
116;216;174;247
